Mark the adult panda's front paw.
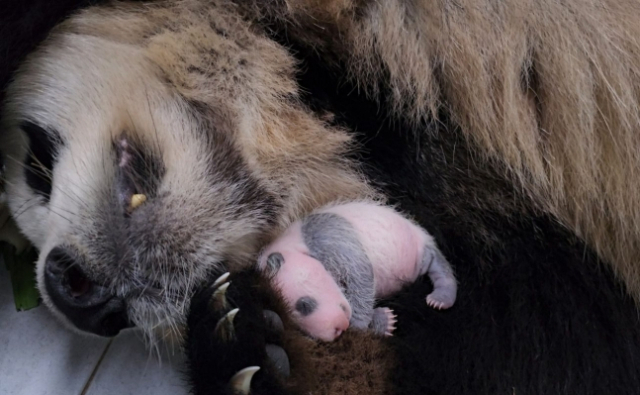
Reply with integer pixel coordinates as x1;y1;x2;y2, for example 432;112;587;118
185;268;302;395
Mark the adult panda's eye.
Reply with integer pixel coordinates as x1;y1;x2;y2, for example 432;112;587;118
21;121;60;202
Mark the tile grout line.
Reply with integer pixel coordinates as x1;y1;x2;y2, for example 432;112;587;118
80;338;114;395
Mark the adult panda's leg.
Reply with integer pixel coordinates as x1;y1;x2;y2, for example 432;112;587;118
184;196;640;395
217;35;640;394
183;131;640;395
185;267;300;395
184;265;397;395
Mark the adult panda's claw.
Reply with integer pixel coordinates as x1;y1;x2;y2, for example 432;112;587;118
211;282;231;310
186;269;296;394
213;272;231;288
214;307;239;342
230;366;260;394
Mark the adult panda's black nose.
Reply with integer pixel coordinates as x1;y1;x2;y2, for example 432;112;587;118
44;246;132;337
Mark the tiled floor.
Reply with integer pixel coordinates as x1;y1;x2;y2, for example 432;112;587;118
0;263;188;395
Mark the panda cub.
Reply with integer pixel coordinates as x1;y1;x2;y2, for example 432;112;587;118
256;201;457;342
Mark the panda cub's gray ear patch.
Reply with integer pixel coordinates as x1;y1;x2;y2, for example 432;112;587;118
295;296;318;316
265;252;284;278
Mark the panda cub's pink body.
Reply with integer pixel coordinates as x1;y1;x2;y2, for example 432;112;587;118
257;201;457;342
318;203;430;298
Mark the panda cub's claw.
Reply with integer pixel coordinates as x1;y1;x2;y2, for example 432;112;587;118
382;307;397;337
426;290;455;310
371;307;397;337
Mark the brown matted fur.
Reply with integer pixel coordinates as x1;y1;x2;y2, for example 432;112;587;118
3;0;640;341
239;0;640;301
0;0;382;337
54;0;379;232
2;0;639;392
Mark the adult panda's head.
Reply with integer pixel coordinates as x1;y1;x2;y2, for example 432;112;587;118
0;1;373;340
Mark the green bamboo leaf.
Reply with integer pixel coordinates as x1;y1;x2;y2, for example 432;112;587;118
1;242;41;311
1;189;41;311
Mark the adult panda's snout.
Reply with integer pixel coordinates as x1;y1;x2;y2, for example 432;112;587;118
43;245;132;337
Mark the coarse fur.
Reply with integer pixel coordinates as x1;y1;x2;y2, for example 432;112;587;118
0;0;376;340
239;0;640;301
184;60;640;393
2;0;640;394
3;0;640;334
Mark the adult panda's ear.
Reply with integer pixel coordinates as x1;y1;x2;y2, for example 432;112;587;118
265;252;285;278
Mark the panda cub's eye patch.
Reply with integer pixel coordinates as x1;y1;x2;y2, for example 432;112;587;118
21;121;62;202
295;296;318;316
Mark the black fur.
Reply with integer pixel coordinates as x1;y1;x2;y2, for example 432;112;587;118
3;2;640;394
0;0;98;185
185;268;295;395
113;135;166;210
184;34;640;394
21;121;61;202
0;0;108;102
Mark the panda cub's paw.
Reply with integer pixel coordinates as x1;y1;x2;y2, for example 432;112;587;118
370;307;397;337
185;268;295;395
426;289;456;310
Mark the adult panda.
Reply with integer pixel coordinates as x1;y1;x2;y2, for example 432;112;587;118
1;1;640;394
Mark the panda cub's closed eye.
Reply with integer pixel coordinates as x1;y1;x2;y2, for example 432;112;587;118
21;121;62;202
